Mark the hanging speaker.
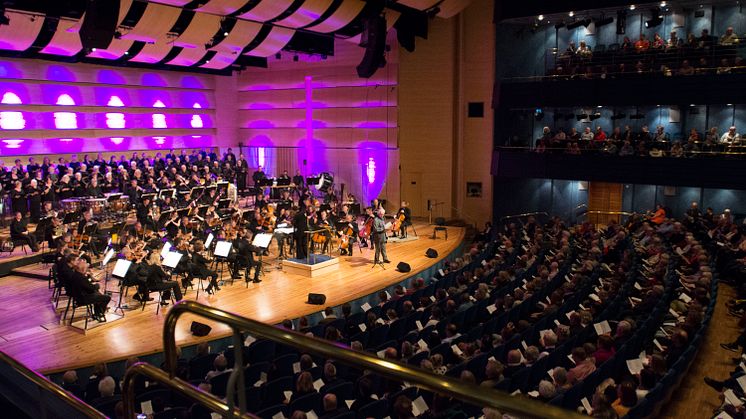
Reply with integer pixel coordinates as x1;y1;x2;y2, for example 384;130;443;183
396;262;411;272
79;0;120;50
357;15;387;78
307;293;326;305
425;248;438;258
190;321;212;337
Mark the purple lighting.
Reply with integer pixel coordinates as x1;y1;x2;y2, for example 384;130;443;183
191;103;204;138
106;96;126;129
366;157;376;184
152;100;167;128
0;92;26;129
356;121;389;128
54;94;78;130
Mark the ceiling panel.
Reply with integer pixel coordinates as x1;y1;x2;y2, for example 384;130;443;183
38;18;83;56
305;0;365;33
243;26;295;57
166;44;208;66
273;0;335;29
237;0;295;22
120;3;181;44
173;12;222;48
0;11;46;51
210;20;262;54
196;0;250;15
129;35;175;63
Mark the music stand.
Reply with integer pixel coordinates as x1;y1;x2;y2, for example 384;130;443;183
218;198;231;210
112;259;133;314
141;193;157;202
212;241;233;284
162;251;183;270
62;212;78;225
158;189;175;200
251;233;273;286
101;248;115;294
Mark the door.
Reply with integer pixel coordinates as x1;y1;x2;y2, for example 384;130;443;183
402;172;423;218
588;182;623;225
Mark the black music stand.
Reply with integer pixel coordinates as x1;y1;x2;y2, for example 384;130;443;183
212;241;233;285
251;233;273;286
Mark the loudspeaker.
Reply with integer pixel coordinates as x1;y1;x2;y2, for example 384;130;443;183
307;293;326;305
357;15;387;78
80;0;120;50
396;262;411;272
190;321;211;337
425;248;438;258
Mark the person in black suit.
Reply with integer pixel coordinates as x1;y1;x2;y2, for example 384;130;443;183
65;257;111;321
233;230;261;283
252;165;266;186
293;206;313;259
10;211;39;252
396;201;412;238
192;240;220;294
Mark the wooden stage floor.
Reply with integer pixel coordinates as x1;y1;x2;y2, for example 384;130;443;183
0;221;464;374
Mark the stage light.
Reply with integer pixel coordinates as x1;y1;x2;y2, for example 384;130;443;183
54;94;77;130
152;100;167;129
223;31;229;36
630;4;636;10
91;47;97;52
660;1;667;6
569;11;575;17
190;103;204;129
366;157;376;184
106;96;125;129
538;14;545;21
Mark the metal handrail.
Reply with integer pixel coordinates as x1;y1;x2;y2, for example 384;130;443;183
163;300;585;419
500;211;550;221
0;351;106;419
122;362;256;419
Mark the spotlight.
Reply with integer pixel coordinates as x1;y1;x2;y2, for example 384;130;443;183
569;11;575;17
660;1;667;6
91;47;97;52
630;4;636;10
538;14;545;21
223;31;229;36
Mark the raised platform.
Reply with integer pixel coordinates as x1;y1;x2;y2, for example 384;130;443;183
283;254;339;278
0;220;464;374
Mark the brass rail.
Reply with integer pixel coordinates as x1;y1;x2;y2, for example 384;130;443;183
163;300;585;419
500;211;549;221
0;351;106;419
122;362;257;419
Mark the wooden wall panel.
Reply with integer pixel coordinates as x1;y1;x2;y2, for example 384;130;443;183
588;182;623;225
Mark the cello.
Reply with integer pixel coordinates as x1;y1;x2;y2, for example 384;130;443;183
359;217;373;239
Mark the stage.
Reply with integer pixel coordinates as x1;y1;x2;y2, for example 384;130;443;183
0;221;464;374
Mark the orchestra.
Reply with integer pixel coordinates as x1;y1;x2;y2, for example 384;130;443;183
1;148;415;323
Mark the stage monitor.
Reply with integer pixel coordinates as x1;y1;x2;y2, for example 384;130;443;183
163;251;183;269
214;241;232;258
112;259;132;279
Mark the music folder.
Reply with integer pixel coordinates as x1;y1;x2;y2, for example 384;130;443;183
162;252;183;269
106;193;122;202
214;241;232;258
252;233;273;250
112;259;132;278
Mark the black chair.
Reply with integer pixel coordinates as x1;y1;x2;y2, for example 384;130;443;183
153;407;187;419
188;353;218;381
63;284;97;329
262;376;293;407
256;404;287;419
322;381;354;400
243;361;270;387
357;399;388;419
135;388;172;414
209;371;231;398
288;392;321;415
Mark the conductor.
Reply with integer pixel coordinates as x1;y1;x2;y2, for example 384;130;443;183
372;208;390;265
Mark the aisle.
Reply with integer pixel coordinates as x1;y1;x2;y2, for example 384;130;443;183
662;284;740;418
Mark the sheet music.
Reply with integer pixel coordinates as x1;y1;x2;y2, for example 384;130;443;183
275;227;295;235
162;252;183;268
252;233;273;249
160;242;172;258
214;241;232;258
205;233;214;248
102;249;115;266
112;259;132;278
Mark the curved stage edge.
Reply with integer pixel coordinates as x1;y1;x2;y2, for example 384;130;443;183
0;221;464;378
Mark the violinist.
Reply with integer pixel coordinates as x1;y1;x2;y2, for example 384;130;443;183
119;246;150;303
191;240;220;294
164;211;180;237
142;252;182;304
313;210;333;254
204;205;221;228
39;201;61;248
338;214;359;256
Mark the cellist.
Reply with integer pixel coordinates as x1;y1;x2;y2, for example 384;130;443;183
338;214;359;256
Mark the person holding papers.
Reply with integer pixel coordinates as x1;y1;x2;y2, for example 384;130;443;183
143;252;182;303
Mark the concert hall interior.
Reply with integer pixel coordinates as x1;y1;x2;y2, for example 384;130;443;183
0;0;745;418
